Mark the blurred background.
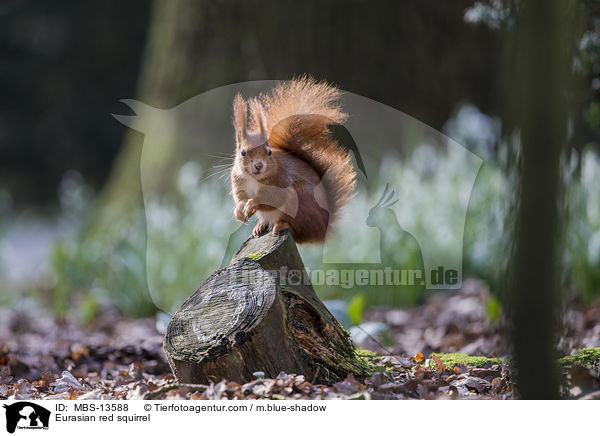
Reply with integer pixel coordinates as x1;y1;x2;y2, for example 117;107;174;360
0;0;599;359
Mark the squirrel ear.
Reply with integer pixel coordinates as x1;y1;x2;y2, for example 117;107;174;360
233;93;247;146
249;98;268;140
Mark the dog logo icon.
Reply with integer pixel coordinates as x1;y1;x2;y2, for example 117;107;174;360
3;402;50;433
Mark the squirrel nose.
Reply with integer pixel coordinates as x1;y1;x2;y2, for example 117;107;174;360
254;162;263;171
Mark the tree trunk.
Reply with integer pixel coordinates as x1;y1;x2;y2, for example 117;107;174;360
90;0;209;229
508;0;577;399
163;230;373;384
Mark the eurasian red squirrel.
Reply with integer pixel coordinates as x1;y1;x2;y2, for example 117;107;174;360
230;77;356;244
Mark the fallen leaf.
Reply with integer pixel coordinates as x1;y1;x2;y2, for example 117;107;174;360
411;352;425;363
0;366;13;384
464;377;491;394
432;356;445;372
14;379;34;400
50;371;83;393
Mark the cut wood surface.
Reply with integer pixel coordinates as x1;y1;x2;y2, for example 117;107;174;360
163;230;372;384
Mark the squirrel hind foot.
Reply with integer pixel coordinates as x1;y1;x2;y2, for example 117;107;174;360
272;221;291;234
253;222;270;237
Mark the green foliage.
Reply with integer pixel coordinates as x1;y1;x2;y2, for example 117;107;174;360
486;296;502;324
347;293;365;326
585;101;600;130
80;293;100;325
565;148;600;304
51;208;157;319
51;164;240;318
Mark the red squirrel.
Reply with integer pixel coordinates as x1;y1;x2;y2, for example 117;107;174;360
230;77;356;243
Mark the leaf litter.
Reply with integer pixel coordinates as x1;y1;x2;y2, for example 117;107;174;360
1;280;599;400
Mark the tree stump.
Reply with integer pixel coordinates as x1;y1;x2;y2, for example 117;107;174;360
163;230;372;384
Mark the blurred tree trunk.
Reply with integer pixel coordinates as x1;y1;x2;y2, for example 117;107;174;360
72;0;212;316
508;0;577;399
89;0;207;229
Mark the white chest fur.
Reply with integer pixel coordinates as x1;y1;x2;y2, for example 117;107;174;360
243;176;260;198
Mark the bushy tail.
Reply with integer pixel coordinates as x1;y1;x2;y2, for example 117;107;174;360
261;76;356;221
262;76;347;129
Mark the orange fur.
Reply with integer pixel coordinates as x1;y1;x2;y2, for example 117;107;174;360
230;77;356;244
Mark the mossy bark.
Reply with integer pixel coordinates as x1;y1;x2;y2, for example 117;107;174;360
163;230;372;384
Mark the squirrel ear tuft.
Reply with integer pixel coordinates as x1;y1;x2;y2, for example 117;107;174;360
233;93;247;146
249;98;268;140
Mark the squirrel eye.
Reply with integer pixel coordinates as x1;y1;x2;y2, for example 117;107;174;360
240;149;246;157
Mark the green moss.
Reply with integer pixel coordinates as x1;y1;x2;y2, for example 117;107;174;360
558;348;600;368
350;351;377;376
430;349;600;370
430;353;504;367
330;344;377;378
356;349;378;358
245;251;268;261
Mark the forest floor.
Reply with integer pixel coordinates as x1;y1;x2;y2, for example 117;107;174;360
1;280;599;400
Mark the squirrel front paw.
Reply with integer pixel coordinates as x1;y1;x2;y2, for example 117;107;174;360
243;198;257;219
235;201;247;223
